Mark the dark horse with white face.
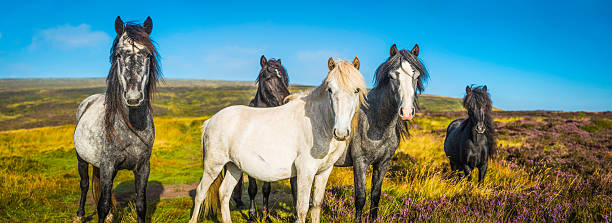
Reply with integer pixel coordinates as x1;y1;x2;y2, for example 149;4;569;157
444;85;496;184
74;16;160;223
291;44;428;221
231;55;290;221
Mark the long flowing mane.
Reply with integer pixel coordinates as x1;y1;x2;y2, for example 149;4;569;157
104;22;161;143
463;86;496;156
372;49;429;139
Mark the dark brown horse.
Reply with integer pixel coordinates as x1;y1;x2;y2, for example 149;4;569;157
231;55;290;222
444;85;496;184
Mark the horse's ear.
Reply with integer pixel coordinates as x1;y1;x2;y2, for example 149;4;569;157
483;85;487;92
352;56;360;70
277;58;281;64
115;16;124;35
328;57;336;70
466;86;471;94
390;44;398;57
143;16;153;35
411;44;419;57
260;55;267;67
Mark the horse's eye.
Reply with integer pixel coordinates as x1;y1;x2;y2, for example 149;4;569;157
354;88;360;93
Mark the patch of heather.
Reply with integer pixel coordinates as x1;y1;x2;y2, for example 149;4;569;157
322;176;611;222
494;111;611;178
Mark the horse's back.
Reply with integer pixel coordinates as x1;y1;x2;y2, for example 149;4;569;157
74;94;106;167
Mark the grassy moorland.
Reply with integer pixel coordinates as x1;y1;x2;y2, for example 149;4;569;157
0;79;609;222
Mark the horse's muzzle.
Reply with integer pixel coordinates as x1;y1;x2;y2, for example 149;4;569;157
333;128;350;141
400;107;415;121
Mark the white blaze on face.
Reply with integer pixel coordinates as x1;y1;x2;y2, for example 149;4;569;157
395;60;419;120
327;78;359;141
116;33;150;106
275;69;281;78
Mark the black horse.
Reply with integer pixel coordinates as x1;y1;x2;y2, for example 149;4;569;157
74;16;160;223
444;85;496;183
291;44;429;221
231;55;290;221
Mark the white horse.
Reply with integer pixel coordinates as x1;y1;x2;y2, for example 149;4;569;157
189;57;367;223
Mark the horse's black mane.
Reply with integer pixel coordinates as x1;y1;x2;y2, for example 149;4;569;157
104;22;161;143
251;58;290;107
372;48;429;139
463;85;496;156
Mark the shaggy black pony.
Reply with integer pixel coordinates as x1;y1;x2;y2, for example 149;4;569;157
444;85;496;183
231;55;290;222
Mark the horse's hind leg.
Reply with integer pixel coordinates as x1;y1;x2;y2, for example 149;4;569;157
75;155;89;221
247;176;258;222
310;167;333;223
189;161;225;223
231;174;245;208
262;181;271;221
219;163;242;223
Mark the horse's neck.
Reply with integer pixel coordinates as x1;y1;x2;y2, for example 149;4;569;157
463;116;483;144
123;102;151;131
304;93;334;136
367;87;400;130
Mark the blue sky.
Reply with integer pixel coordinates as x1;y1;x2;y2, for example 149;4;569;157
0;1;610;111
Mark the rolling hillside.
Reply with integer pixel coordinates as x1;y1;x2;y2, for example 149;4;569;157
0;78;465;131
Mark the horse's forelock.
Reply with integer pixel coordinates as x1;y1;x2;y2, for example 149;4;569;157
325;60;368;107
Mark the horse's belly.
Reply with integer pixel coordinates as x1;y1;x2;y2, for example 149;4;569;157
235;148;296;182
74;103;105;167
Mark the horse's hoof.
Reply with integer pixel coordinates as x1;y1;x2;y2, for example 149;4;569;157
104;213;114;223
72;216;83;223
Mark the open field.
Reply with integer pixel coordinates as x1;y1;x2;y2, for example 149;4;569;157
0;79;610;222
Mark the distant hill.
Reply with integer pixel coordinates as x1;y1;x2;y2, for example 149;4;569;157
0;78;465;130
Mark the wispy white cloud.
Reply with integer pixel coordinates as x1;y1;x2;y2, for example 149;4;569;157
28;24;110;50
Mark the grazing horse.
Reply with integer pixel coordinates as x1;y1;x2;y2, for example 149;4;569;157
74;16;160;223
297;44;429;221
189;57;367;223
230;55;291;221
444;85;496;183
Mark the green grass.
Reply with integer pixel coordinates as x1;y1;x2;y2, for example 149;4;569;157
0;78;608;222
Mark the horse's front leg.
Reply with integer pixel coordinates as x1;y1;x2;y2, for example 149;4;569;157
262;181;272;221
134;160;150;223
294;167;315;223
477;162;488;185
97;162;117;223
462;165;473;182
247;176;258;222
370;160;391;221
353;160;368;222
310;167;333;223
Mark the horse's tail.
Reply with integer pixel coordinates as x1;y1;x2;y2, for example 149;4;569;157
201;119;223;217
92;166;118;208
